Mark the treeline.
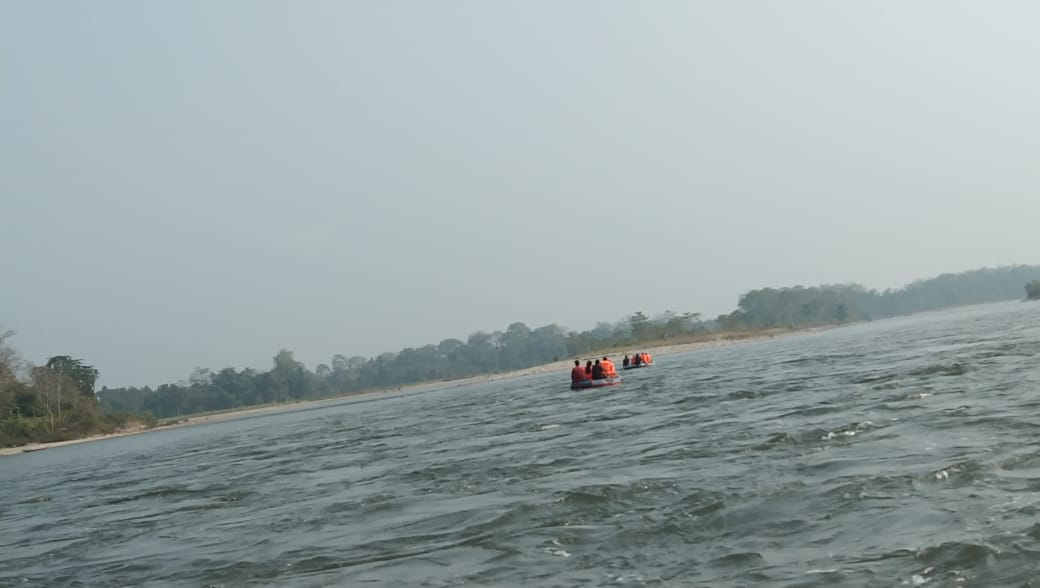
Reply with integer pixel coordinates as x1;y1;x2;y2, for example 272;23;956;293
0;332;155;447
9;264;1039;428
718;265;1040;330
97;313;709;418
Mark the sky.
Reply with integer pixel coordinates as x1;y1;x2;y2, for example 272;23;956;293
3;1;1039;388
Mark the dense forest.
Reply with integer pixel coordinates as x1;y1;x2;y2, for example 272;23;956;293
3;264;1039;444
719;265;1040;330
95;314;709;418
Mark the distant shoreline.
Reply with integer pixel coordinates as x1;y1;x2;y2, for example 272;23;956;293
0;327;822;457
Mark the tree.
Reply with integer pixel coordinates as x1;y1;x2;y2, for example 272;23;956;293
629;312;651;341
45;356;100;397
1027;280;1040;300
315;363;331;381
0;330;20;415
531;324;567;363
271;349;314;400
466;332;499;372
0;330;19;387
499;322;532;370
434;339;468;378
30;365;71;430
189;367;212;387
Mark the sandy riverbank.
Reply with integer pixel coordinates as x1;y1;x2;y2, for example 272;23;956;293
0;327;821;457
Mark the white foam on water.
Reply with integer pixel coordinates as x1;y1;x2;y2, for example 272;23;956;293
822;421;874;440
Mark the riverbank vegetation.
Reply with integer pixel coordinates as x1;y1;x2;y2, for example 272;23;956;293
0;335;156;447
3;264;1039;445
1027;280;1040;300
718;266;1040;329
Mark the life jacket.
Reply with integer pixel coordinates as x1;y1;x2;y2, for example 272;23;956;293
571;366;588;383
602;359;616;377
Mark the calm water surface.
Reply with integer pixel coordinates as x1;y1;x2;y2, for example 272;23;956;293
3;301;1040;587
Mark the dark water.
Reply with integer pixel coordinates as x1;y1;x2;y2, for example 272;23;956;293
4;302;1040;587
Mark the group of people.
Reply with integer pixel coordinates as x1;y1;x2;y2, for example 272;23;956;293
623;352;653;367
570;356;619;384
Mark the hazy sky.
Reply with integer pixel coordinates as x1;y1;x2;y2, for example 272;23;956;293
3;2;1038;387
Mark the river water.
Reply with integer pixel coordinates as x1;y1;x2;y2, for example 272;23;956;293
3;301;1040;587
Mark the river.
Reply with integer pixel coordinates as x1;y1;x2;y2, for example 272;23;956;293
3;301;1040;587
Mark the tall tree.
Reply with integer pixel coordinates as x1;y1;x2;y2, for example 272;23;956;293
1027;280;1040;300
45;356;100;397
0;330;19;387
629;312;651;340
0;330;20;412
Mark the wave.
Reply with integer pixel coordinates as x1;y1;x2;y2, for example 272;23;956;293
752;421;876;451
709;551;765;567
104;485;214;505
908;362;973;377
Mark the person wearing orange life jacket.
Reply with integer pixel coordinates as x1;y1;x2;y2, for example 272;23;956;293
645;352;653;364
601;356;617;378
571;360;589;386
